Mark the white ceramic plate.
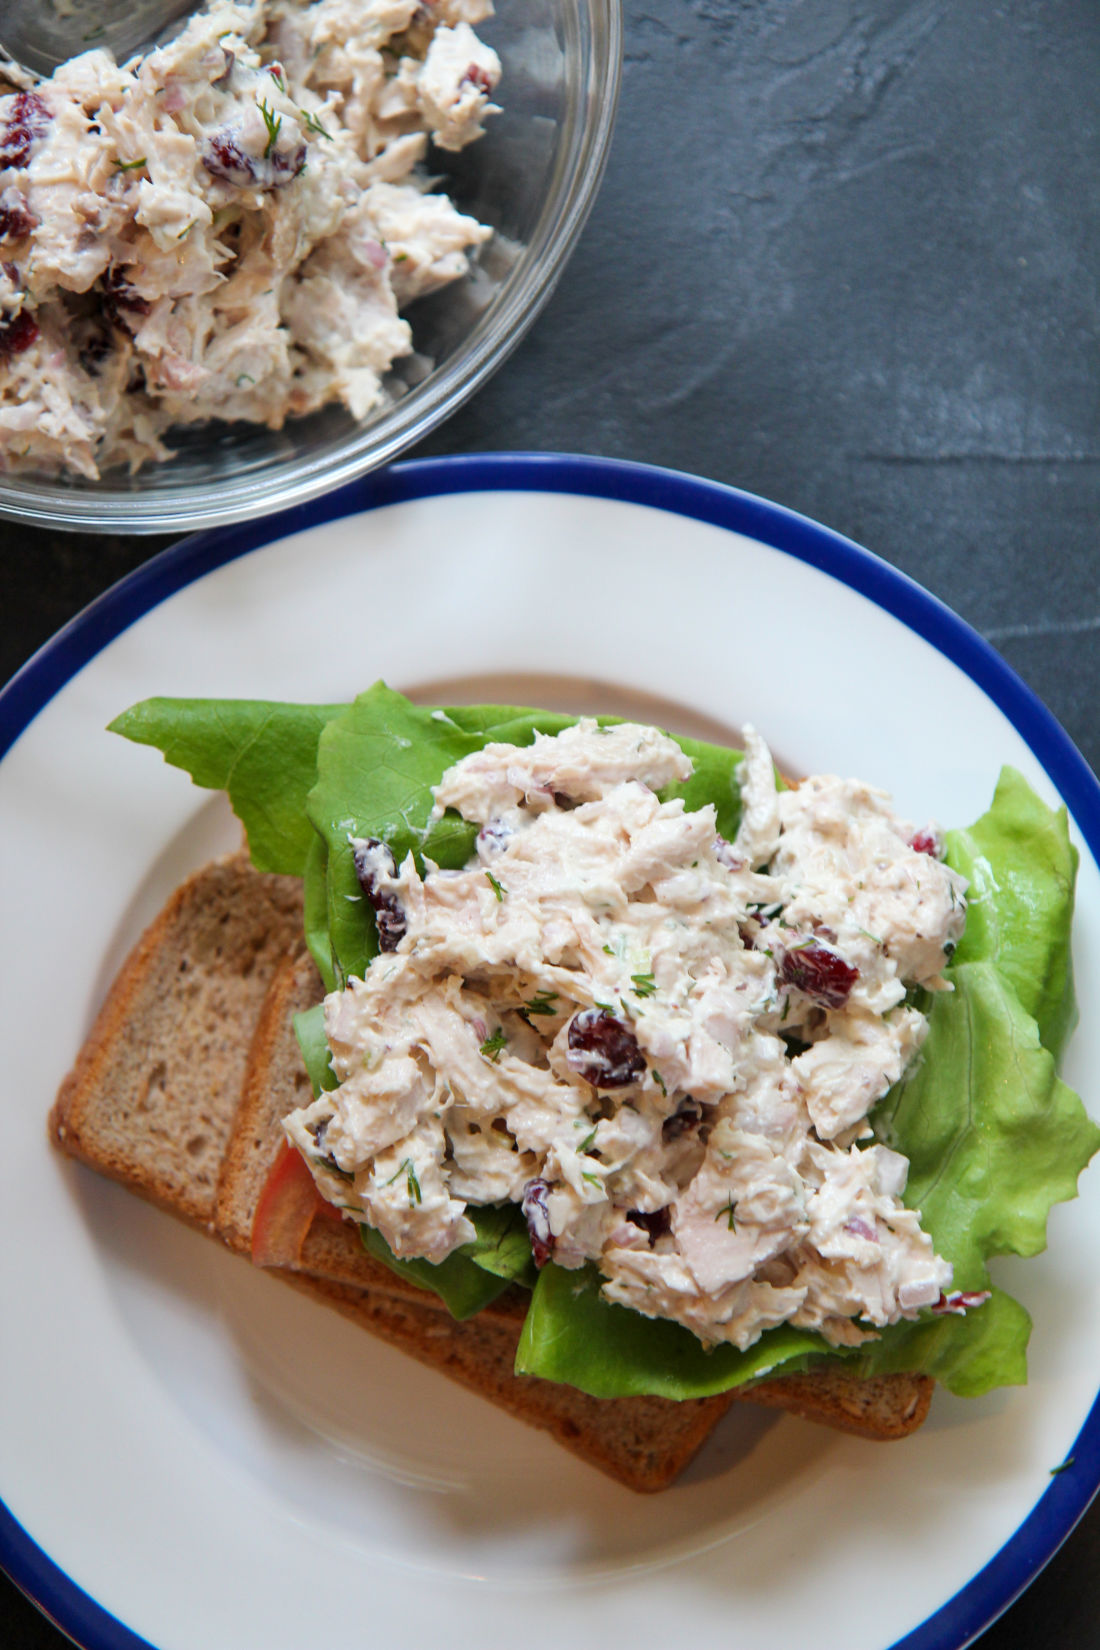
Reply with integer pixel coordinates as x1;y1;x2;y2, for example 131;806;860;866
3;455;1100;1650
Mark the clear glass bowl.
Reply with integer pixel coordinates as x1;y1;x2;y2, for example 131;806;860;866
0;0;622;533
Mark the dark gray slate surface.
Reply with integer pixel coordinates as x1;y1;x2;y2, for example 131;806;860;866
3;3;1099;1646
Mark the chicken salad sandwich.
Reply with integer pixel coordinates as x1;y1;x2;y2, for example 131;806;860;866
74;681;1095;1426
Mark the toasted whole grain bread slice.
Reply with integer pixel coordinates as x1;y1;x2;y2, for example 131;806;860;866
51;855;933;1489
50;853;304;1233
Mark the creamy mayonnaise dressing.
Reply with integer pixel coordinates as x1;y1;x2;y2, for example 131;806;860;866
0;0;499;477
285;720;968;1352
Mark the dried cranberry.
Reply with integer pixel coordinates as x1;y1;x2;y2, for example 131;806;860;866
626;1206;671;1243
779;942;858;1010
460;64;494;96
0;309;38;359
522;1179;554;1268
566;1008;646;1089
661;1098;703;1144
0;188;35;241
352;838;406;952
202;126;306;190
203;131;255;187
0;93;51;172
909;830;941;857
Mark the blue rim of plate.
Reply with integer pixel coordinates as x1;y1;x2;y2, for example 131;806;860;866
2;451;1099;1650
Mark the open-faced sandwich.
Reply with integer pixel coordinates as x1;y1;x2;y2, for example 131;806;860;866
50;683;1100;1490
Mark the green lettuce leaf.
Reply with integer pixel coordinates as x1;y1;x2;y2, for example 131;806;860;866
946;767;1078;1060
459;1203;539;1287
848;1286;1031;1397
110;698;344;875
851;956;1100;1394
358;1203;535;1318
871;960;1099;1285
301;833;337;992
516;1262;831;1397
359;1223;514;1320
662;731;746;840
292;1002;337;1094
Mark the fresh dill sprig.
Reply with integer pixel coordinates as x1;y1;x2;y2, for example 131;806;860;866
480;1026;507;1062
382;1157;421;1203
485;871;506;902
522;990;558;1017
631;971;657;998
311;1154;354;1182
114;156;147;172
258;98;282;158
714;1196;738;1231
299;107;332;139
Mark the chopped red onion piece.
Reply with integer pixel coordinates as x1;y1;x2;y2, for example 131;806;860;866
932;1289;992;1316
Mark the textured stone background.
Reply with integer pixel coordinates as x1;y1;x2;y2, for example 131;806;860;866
4;2;1099;1645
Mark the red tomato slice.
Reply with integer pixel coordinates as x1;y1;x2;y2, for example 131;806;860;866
251;1140;326;1267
